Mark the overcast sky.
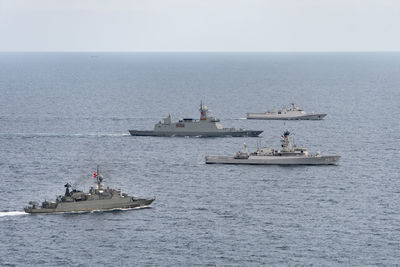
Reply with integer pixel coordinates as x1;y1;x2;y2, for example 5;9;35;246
0;0;399;52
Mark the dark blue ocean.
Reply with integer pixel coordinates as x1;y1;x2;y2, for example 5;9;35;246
0;52;399;266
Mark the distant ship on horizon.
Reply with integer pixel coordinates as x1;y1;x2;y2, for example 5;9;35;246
246;103;326;120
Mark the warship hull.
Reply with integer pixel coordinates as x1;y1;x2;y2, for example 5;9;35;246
129;130;263;137
205;155;340;165
24;198;154;214
246;113;327;120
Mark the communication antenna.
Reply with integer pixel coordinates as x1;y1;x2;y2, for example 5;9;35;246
256;139;262;149
96;165;100;185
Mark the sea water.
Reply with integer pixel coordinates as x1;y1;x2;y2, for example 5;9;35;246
0;52;399;265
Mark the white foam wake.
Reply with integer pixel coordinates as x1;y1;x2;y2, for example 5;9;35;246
0;133;130;138
0;211;27;217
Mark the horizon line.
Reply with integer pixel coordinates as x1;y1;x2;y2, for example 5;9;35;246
0;50;399;53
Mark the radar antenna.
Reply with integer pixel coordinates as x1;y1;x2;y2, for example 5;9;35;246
64;183;72;196
256;139;262;149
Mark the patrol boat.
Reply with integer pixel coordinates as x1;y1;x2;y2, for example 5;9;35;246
246;103;326;120
129;103;263;137
24;167;155;214
205;130;340;165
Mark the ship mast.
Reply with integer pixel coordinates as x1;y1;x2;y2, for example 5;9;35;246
96;165;100;185
281;130;292;151
199;101;209;120
243;143;249;154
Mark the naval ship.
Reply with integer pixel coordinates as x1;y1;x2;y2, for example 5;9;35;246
129;103;263;137
246;103;326;120
24;167;155;214
205;130;340;165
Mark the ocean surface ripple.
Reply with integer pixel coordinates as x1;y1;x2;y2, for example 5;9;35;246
0;52;399;266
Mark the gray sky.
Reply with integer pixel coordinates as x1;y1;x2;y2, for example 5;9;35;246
0;0;399;52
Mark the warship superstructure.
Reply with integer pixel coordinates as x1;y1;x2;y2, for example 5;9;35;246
24;167;155;214
205;130;340;165
246;103;326;120
129;103;263;137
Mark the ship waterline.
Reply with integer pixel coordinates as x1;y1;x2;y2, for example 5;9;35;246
129;129;263;137
246;113;327;120
205;155;340;165
25;198;154;214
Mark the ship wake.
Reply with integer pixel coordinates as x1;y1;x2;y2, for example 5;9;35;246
0;211;27;217
0;133;130;138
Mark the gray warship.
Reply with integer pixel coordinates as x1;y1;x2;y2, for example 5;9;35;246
246;103;326;120
129;103;263;137
205;130;340;165
24;167;155;214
